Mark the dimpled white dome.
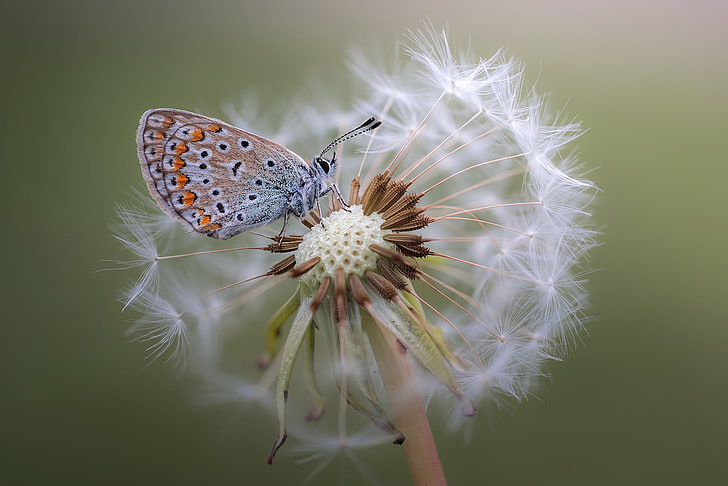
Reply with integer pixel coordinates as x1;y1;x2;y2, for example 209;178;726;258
296;205;392;288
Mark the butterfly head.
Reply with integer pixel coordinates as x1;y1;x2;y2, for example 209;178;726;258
312;116;381;195
311;152;338;194
301;117;381;214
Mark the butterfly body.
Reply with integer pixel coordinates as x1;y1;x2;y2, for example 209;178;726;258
137;108;337;239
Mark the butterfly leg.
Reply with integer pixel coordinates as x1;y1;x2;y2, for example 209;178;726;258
277;210;291;246
327;152;348;211
329;182;350;211
315;190;326;229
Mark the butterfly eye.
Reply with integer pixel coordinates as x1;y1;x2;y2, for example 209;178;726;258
315;157;330;174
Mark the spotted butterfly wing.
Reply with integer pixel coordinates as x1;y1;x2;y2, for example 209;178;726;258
137;108;310;239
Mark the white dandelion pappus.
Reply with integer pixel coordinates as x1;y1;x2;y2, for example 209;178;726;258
115;23;596;480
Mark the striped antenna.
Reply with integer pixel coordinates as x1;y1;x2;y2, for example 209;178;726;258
318;117;381;158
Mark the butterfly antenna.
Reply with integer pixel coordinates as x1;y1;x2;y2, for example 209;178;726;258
318;117;381;158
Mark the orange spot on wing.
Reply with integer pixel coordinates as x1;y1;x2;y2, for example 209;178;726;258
149;131;164;141
204;223;221;231
190;128;204;141
174;141;188;155
171;156;185;170
199;215;212;227
175;173;189;189
162;117;174;129
207;124;222;132
181;191;197;207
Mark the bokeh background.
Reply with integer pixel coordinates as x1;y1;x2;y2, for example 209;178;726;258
3;1;726;484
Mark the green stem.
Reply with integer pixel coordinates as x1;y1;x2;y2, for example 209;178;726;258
366;319;448;486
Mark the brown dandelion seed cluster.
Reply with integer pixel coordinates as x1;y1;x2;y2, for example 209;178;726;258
264;171;435;296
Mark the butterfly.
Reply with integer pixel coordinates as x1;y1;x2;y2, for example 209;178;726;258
136;108;379;239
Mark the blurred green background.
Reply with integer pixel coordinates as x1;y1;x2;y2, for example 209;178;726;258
2;1;726;484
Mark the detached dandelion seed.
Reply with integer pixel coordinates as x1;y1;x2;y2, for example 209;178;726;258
116;23;596;485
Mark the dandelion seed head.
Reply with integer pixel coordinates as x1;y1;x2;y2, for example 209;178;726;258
115;21;597;475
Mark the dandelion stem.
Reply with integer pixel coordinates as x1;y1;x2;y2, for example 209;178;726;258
406;122;498;183
421;152;528;194
366;317;448;486
399;109;484;181
386;91;447;174
360;94;395;178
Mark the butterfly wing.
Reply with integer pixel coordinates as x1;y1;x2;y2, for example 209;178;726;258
137;108;308;239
